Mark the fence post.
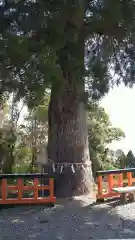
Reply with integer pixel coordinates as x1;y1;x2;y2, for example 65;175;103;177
18;178;23;201
34;178;39;200
127;172;132;186
1;179;7;202
118;173;123;187
108;174;114;192
49;178;54;200
97;175;103;197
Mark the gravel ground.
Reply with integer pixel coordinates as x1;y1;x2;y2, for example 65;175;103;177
0;197;135;239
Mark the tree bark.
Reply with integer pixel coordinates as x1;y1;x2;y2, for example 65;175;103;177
48;79;94;198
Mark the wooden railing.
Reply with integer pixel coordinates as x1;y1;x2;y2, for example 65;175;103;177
96;168;135;200
0;173;56;205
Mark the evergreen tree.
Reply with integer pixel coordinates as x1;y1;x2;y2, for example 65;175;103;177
126;150;135;169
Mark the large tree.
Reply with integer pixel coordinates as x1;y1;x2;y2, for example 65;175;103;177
1;0;135;197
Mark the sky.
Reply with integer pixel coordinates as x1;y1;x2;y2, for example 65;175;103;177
101;83;135;155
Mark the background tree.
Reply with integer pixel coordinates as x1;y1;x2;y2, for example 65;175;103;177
115;149;127;169
24;93;49;171
0;94;25;173
1;0;135;196
0;100;9;171
126;150;135;169
88;102;125;178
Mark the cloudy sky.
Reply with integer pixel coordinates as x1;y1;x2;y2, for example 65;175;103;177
101;83;135;155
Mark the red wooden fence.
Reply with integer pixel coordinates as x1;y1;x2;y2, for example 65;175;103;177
96;168;135;200
0;173;56;205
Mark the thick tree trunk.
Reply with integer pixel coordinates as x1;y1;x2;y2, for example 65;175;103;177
47;0;95;198
48;80;94;198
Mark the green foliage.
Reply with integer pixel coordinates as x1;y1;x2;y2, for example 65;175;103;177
31;91;50;123
88;102;125;177
13;145;31;173
1;1;135;102
13;92;49;172
115;149;127;169
0;94;49;173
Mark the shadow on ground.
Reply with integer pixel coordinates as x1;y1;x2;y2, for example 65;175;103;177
0;198;135;239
